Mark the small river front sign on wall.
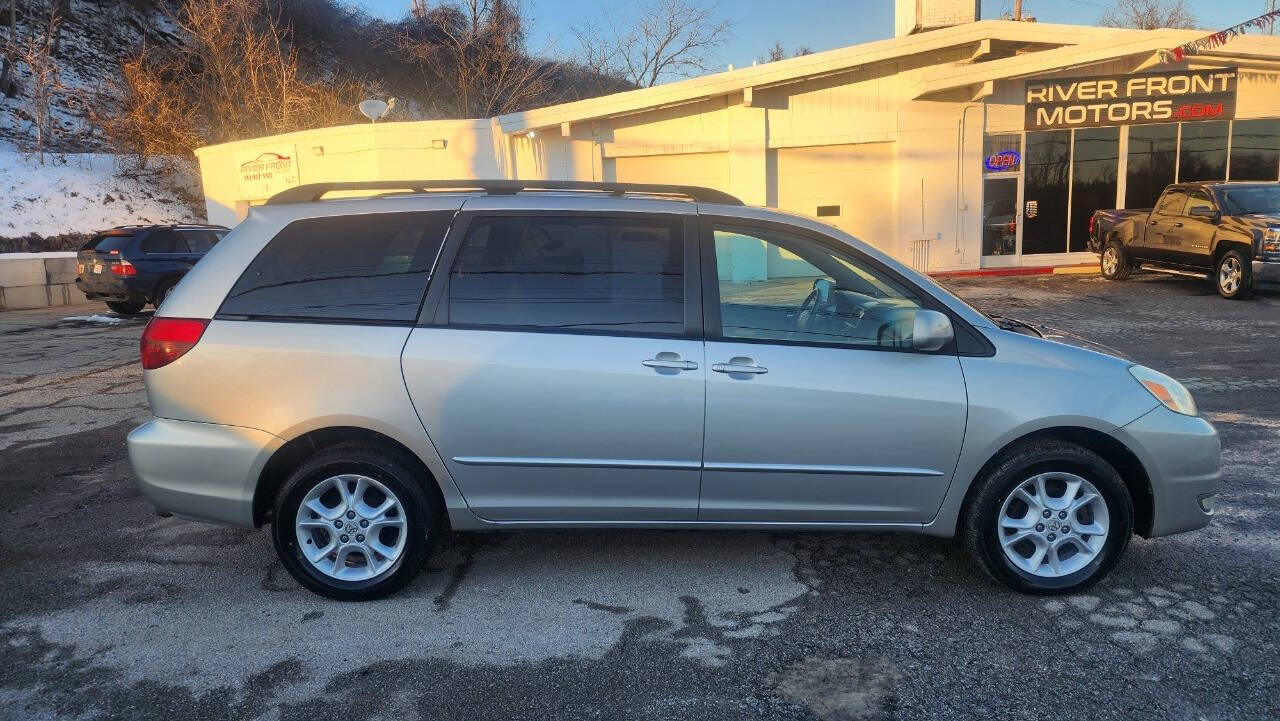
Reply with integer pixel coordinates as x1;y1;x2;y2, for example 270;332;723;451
1025;68;1237;131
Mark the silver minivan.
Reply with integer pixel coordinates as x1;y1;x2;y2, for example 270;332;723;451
127;180;1220;600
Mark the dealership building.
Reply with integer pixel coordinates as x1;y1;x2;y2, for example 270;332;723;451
195;0;1280;272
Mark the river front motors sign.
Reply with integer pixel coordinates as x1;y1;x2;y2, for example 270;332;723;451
1024;68;1237;131
237;146;299;199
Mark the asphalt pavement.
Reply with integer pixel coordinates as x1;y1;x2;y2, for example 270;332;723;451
0;272;1277;721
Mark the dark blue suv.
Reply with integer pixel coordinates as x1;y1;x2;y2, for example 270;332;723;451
76;224;229;314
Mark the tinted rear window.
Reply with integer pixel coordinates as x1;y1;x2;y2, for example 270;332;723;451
219;211;453;323
82;234;133;252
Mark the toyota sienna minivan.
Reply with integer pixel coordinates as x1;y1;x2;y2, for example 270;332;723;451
127;180;1219;600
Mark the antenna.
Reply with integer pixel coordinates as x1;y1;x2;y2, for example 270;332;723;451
358;98;396;123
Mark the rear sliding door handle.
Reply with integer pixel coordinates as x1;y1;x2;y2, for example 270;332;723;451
643;352;698;370
712;357;768;374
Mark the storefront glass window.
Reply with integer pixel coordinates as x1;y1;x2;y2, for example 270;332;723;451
1228;119;1280;182
982;178;1018;256
1126;123;1178;209
1022;130;1071;255
1178;121;1229;181
1069;127;1119;252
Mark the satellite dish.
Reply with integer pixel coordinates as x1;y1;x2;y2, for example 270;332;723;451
358;98;395;122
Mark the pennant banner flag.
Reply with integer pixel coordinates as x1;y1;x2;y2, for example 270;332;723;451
1161;11;1280;64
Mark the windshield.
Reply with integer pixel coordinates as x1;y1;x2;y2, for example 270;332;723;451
1219;186;1280;215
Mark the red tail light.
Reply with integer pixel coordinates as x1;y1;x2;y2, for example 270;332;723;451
1088;214;1096;236
110;259;137;276
140;317;208;370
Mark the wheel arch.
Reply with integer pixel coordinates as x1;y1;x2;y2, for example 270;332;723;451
1212;238;1251;265
252;426;450;530
958;426;1154;538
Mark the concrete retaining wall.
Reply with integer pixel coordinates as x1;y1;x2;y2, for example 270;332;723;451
0;253;88;311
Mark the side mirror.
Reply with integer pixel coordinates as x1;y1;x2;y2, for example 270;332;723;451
1188;206;1219;222
912;309;954;352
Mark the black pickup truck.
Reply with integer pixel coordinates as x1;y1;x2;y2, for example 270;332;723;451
1089;182;1280;299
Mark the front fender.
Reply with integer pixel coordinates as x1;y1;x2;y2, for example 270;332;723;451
922;329;1158;537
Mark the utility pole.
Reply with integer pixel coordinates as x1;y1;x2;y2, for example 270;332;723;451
1271;0;1278;36
1015;0;1023;22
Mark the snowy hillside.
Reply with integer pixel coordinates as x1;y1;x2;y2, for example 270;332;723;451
1;145;200;242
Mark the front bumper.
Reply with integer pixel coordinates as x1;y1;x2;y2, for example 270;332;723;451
127;418;282;528
1254;259;1280;286
1111;406;1220;537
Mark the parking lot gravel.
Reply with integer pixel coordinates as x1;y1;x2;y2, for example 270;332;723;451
1;272;1277;721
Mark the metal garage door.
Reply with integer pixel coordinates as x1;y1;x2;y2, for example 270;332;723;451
776;143;894;250
612;152;730;192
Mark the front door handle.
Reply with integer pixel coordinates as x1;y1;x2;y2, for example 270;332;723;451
1172;222;1184;228
643;352;698;371
1147;220;1159;225
712;357;768;375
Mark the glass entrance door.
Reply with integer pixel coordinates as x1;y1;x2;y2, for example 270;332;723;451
982;178;1019;257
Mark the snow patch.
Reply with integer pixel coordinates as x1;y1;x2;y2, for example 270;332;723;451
62;315;128;325
1;147;197;237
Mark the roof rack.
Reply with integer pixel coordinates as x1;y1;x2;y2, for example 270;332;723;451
264;179;744;207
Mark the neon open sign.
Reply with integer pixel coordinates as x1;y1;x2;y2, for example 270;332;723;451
984;150;1020;172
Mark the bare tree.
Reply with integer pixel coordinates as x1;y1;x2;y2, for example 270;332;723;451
96;0;361;171
19;4;64;163
574;0;733;87
1099;0;1196;29
0;0;16;97
389;0;558;117
757;41;813;64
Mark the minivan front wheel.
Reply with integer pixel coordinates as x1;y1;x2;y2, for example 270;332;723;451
962;439;1132;594
272;442;437;600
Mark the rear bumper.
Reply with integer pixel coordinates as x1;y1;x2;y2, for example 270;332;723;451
127;418;282;528
75;276;151;302
1111;406;1220;537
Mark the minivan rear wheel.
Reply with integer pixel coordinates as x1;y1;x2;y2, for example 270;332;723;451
271;442;438;600
962;439;1132;594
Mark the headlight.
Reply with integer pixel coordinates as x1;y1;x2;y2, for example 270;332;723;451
1129;365;1198;416
1263;227;1280;256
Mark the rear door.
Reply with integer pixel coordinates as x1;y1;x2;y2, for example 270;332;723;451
1141;188;1188;261
401;210;706;521
1175;190;1218;264
698;219;968;524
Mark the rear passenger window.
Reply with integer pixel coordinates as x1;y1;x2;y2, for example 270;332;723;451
219;211;453;323
448;216;684;335
1154;190;1187;215
141;231;187;254
182;230;217;253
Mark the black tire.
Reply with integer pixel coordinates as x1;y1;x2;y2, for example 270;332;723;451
152;280;177;309
1215;249;1254;300
1099;240;1132;281
105;300;145;315
962;439;1133;595
272;442;439;601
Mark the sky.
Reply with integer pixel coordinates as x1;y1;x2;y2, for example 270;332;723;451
349;0;1280;70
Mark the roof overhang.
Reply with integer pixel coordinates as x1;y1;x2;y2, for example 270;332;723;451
912;30;1280;100
496;20;1125;134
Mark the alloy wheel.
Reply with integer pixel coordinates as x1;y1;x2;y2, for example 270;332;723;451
294;474;408;581
996;472;1109;578
1101;246;1118;276
1219;256;1242;295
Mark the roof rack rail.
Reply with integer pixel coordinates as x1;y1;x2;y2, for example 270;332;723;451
264;179;743;207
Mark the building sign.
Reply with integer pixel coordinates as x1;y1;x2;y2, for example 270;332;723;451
984;150;1021;172
237;146;299;199
1024;68;1237;131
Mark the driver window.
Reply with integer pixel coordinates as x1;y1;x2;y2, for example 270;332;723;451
1183;191;1214;217
713;227;922;347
